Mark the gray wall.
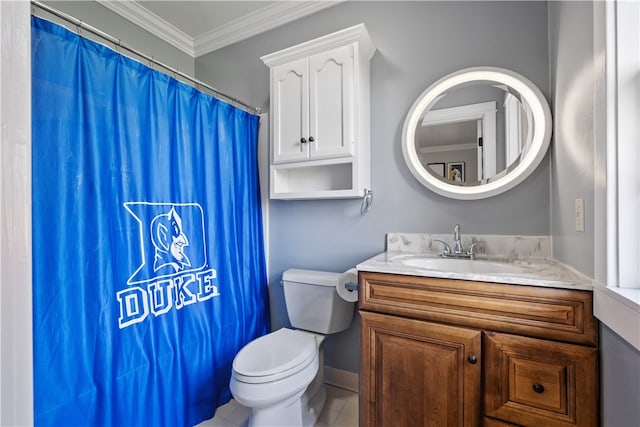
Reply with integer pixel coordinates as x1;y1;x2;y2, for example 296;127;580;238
196;1;551;373
548;1;640;426
600;325;640;425
548;0;596;277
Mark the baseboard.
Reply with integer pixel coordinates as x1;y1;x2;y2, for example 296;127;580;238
324;366;359;392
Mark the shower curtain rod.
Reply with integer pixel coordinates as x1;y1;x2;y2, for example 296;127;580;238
31;0;262;115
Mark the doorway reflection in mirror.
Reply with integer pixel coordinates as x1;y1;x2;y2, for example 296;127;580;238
416;83;532;185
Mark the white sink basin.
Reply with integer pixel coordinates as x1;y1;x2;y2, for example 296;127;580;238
397;256;525;275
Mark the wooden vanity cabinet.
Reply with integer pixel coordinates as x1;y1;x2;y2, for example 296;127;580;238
359;271;599;427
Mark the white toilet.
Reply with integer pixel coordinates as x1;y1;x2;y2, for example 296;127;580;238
229;269;356;427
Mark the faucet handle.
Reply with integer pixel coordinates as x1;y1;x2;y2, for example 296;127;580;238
432;239;451;256
466;242;484;259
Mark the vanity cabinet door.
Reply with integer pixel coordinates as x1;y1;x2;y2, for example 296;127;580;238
483;332;598;426
360;311;482;427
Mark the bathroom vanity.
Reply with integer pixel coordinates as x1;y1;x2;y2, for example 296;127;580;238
356;62;597;426
357;235;599;427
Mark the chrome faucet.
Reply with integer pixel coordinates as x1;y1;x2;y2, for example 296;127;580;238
433;224;480;259
453;224;462;254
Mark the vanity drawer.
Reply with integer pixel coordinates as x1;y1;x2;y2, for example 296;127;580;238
483;332;598;426
359;272;597;346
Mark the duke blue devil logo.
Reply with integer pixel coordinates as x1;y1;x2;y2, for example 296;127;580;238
151;207;191;275
116;202;219;329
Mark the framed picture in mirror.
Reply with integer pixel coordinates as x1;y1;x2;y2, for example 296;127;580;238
447;162;465;182
427;162;445;177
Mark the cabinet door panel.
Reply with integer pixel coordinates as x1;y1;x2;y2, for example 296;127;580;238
309;45;354;160
272;58;309;163
361;311;481;427
484;332;597;426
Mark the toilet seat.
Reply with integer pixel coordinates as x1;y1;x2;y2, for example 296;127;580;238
232;328;317;384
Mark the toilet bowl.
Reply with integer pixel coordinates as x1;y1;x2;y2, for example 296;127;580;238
229;269;356;427
230;328;325;426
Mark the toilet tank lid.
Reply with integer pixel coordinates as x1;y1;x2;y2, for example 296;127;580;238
282;268;343;287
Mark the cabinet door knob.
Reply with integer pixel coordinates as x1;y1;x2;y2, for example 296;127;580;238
532;383;545;394
467;355;478;364
309;136;315;142
300;137;307;143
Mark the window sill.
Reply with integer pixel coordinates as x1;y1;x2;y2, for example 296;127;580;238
592;281;640;351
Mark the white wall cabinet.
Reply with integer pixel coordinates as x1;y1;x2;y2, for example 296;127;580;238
271;45;354;164
262;24;375;199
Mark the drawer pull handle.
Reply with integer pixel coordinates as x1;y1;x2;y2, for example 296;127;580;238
532;383;545;394
300;137;307;143
467;355;478;364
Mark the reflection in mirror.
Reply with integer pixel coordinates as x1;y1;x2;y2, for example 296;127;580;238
402;67;552;200
416;82;533;185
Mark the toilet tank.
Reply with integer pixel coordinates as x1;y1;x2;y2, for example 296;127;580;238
282;269;355;334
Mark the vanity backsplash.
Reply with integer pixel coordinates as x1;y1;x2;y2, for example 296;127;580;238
387;232;551;260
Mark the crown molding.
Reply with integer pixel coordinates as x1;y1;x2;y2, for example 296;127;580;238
260;22;374;67
97;0;195;56
97;1;343;59
194;1;343;57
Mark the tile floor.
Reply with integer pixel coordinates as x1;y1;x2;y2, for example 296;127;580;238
196;384;358;427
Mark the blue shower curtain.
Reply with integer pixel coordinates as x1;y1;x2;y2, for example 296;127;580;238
31;17;269;427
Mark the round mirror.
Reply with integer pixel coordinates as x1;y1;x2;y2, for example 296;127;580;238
402;67;552;200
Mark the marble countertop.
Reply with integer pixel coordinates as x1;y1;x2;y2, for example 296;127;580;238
357;251;593;290
356;233;593;291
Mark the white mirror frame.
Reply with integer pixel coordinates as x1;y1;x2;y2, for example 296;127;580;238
402;66;552;200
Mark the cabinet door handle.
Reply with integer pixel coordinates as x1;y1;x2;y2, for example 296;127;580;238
467;355;478;364
309;136;315;142
532;383;545;394
300;137;307;143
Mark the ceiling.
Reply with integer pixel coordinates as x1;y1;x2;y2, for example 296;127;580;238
97;0;344;57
